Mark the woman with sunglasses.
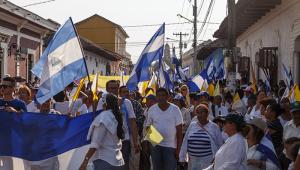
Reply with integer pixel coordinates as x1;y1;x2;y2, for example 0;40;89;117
179;104;223;170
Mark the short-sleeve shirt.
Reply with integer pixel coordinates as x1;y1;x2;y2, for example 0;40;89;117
0;98;27;112
146;103;183;148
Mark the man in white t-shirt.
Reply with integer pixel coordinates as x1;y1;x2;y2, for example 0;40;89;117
96;80;139;170
146;88;183;170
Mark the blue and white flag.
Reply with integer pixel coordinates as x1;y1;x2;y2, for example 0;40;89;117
201;48;224;82
282;64;293;88
158;62;174;90
187;74;205;92
172;49;187;81
257;135;280;169
265;79;271;95
31;18;87;104
127;24;165;90
215;54;225;80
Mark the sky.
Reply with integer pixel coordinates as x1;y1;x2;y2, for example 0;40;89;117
11;0;227;63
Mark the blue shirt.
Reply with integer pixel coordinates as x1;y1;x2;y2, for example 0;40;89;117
0;99;27;112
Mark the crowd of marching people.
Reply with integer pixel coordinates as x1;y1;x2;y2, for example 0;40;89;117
0;74;300;170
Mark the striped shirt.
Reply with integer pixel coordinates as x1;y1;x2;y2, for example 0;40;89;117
187;129;212;157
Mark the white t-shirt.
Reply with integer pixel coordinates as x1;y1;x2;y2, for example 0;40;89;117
283;120;300;140
97;97;136;140
77;104;93;115
52;99;82;115
146;103;183;148
247;145;279;170
213;133;247;170
181;107;191;133
52;101;69;114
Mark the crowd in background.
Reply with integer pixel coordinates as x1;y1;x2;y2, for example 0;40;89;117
0;74;300;170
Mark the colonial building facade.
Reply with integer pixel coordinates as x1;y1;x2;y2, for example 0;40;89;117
0;0;59;82
214;0;300;84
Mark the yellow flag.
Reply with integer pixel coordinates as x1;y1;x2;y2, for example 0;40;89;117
213;81;220;96
142;89;155;103
251;83;257;94
250;61;257;94
144;125;163;146
148;74;157;92
295;84;300;102
208;83;215;96
72;78;85;102
233;92;241;103
91;73;99;101
139;81;149;97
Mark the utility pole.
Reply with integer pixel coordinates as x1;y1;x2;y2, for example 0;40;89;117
193;0;197;75
226;0;237;90
173;32;188;66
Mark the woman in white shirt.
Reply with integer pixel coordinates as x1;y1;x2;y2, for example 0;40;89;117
179;104;223;170
172;94;192;135
246;118;280;170
79;93;125;170
205;114;248;170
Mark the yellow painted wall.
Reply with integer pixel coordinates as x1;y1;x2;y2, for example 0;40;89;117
76;16;116;52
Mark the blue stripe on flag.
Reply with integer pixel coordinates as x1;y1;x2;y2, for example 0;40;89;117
0;111;101;161
32;18;77;78
36;59;86;103
127;23;165;90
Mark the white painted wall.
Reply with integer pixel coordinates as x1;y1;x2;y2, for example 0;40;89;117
84;50;109;75
236;0;300;83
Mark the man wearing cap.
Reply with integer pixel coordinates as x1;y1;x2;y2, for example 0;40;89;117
205;114;247;170
283;101;300;141
246;118;280;170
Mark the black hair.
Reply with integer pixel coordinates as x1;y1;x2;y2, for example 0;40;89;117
189;93;197;100
285;137;300;145
156;87;169;96
268;103;284;117
106;80;119;89
53;91;66;102
291;143;300;161
224;92;233;101
106;93;124;140
119;85;127;92
235;88;244;99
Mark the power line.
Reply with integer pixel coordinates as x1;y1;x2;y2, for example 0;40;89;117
201;0;216;40
22;0;55;8
197;0;215;39
77;21;220;30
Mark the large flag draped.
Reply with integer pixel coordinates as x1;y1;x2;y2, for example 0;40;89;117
31;18;87;104
0;111;101;161
127;23;165;90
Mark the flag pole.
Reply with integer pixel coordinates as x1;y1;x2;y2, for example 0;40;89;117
69;17;91;86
